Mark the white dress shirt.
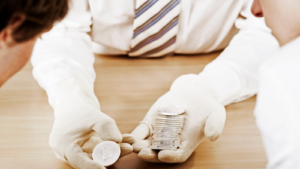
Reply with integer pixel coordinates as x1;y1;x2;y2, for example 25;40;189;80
254;36;300;169
32;0;278;109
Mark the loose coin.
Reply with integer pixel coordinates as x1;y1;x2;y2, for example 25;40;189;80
92;141;121;167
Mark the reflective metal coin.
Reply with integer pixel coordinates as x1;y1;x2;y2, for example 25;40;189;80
151;144;177;150
158;105;185;115
153;133;179;138
154;127;182;133
156;124;183;127
152;140;181;147
92;141;121;167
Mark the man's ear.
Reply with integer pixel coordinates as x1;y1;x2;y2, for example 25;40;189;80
0;14;26;45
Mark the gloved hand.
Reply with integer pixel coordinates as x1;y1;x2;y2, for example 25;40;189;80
128;74;226;163
47;78;132;169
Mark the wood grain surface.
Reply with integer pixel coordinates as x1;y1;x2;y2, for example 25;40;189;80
0;52;267;169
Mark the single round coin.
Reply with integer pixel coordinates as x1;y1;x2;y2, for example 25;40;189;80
158;105;185;115
92;141;121;167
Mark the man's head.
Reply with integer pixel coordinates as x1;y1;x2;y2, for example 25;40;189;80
251;0;300;46
0;0;68;86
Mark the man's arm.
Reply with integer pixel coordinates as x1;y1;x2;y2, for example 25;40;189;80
32;0;132;168
32;0;95;93
200;0;279;106
129;1;279;163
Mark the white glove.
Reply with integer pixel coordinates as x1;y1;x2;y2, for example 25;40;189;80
47;78;132;169
129;74;226;163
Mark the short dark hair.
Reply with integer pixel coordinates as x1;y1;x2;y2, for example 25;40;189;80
0;0;69;42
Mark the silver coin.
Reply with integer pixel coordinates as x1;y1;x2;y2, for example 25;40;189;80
151;144;177;151
152;140;181;145
153;133;179;138
156;122;183;125
157;115;184;119
156;117;183;120
152;136;181;140
157;115;184;118
156;124;183;127
154;128;182;132
157;123;183;126
152;143;181;148
152;139;181;144
152;139;180;143
155;127;183;130
156;123;183;126
158;105;185;115
154;127;182;131
151;140;181;149
155;124;183;127
156;121;184;124
156;118;184;121
151;142;179;147
152;137;180;140
92;141;121;167
154;130;181;134
152;132;181;136
156;118;184;122
155;125;183;128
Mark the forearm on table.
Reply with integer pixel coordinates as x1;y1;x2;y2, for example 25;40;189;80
31;30;100;111
32;30;96;89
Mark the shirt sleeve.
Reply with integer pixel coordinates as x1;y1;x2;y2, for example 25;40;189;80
31;0;100;108
199;0;279;106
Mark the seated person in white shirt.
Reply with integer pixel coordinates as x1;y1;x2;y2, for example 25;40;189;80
31;0;280;168
251;0;300;168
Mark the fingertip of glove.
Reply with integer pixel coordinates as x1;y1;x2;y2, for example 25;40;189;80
71;155;107;169
204;123;222;142
120;143;133;152
88;158;107;169
138;148;160;163
122;134;136;144
158;150;186;163
120;143;133;158
132;140;150;153
101;131;122;143
95;119;123;143
132;143;142;153
90;163;106;169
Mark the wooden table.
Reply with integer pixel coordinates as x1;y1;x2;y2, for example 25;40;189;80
0;52;267;169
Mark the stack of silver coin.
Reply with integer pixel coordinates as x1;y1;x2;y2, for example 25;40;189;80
150;105;185;151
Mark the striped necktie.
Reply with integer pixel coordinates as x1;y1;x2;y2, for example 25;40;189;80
129;0;181;57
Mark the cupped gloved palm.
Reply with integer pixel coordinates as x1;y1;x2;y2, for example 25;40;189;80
128;74;226;163
48;78;132;169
